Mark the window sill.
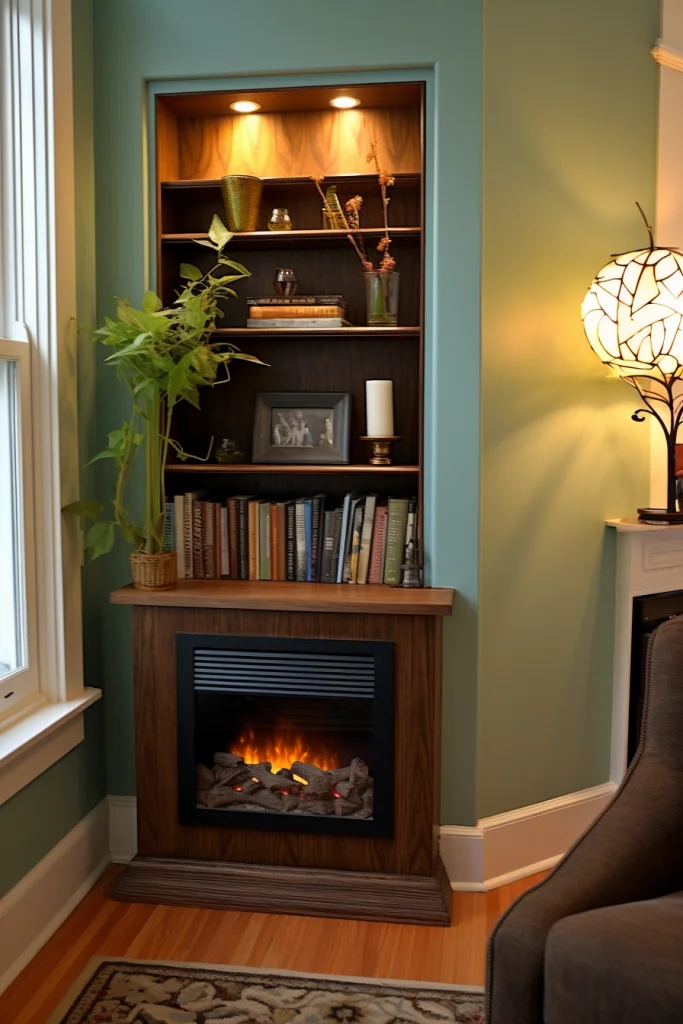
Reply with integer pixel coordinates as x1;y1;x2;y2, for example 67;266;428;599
0;687;102;806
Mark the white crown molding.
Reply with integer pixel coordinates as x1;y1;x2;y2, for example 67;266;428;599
652;42;683;73
0;800;109;995
440;782;616;890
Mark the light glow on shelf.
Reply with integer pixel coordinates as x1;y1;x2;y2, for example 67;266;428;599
329;96;361;109
229;100;262;113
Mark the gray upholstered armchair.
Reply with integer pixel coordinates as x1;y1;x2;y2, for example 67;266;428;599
486;614;683;1024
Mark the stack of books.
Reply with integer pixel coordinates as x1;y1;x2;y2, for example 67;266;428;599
246;295;348;329
167;492;417;585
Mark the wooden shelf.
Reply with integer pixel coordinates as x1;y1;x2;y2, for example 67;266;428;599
165;463;420;475
212;327;420;338
162;227;420;248
110;579;454;616
161;172;421;191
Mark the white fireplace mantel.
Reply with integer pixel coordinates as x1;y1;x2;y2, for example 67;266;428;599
607;518;683;782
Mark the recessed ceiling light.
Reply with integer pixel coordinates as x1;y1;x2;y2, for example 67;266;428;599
329;96;361;109
230;100;261;113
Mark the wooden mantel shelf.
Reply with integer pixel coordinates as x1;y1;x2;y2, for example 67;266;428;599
110;580;454;616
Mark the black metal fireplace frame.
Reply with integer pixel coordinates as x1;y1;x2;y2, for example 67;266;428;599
176;633;395;837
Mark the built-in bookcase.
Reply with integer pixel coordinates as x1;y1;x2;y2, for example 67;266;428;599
155;81;425;541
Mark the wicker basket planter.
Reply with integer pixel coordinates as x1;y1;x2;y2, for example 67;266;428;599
130;551;177;591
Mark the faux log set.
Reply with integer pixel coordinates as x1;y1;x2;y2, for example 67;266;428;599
197;751;374;818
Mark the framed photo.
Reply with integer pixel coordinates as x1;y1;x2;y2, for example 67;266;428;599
252;392;351;464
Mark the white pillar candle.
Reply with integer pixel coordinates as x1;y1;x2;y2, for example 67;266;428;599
366;379;394;437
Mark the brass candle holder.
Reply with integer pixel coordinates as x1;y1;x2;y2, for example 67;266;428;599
360;435;401;466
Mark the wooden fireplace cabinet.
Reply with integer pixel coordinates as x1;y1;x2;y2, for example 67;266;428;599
110;81;455;925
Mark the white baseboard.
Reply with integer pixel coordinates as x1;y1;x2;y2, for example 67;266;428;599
108;795;138;863
0;799;110;996
440;782;617;891
110;784;616;893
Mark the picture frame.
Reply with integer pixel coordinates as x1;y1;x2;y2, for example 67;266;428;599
252;392;351;464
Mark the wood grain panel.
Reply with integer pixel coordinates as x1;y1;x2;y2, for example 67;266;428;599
0;866;550;1024
156;330;421;469
178;108;422;181
113;858;451;925
130;606;442;878
111;581;454;615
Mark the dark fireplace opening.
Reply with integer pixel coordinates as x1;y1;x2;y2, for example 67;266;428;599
629;592;683;762
177;634;394;836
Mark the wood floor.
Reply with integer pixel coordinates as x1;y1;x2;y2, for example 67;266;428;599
0;866;546;1023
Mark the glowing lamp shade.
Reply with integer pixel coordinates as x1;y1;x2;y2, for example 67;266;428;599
229;100;261;113
582;242;683;520
329;96;361;109
582;247;683;379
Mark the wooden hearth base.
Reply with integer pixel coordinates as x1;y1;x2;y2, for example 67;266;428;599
113;856;452;926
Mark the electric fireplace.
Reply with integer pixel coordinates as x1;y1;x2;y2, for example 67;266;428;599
177;634;394;836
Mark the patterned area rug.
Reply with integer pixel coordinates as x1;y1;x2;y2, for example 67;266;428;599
49;960;485;1024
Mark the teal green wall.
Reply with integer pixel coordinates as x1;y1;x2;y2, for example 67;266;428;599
88;0;660;826
92;0;483;821
0;0;106;901
0;708;105;900
477;0;659;817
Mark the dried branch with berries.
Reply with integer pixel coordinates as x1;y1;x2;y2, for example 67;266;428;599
311;139;397;273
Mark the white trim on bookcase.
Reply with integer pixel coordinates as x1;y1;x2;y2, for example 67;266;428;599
108;795;138;863
0;800;110;996
440;782;616;891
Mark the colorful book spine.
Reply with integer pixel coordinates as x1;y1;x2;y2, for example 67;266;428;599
277;503;287;581
383;497;410;585
310;495;324;582
163;502;175;551
227;499;238;579
249;305;345;319
295;500;306;582
348;503;364;584
237;496;250;580
330;507;343;582
356;494;376;584
246;317;345;329
319;510;336;583
271;503;279;581
192;498;204;579
220;505;230;578
368;506;388;584
258;501;271;580
247;294;345;307
174;494;185;579
336;494;353;583
304;499;313;582
248;500;259;581
285;501;296;582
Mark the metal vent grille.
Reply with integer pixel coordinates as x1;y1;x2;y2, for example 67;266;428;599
193;648;375;699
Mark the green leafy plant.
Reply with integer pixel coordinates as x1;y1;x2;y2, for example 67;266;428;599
65;216;262;560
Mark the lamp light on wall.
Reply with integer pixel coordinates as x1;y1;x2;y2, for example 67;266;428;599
229;100;262;113
582;203;683;523
329;96;361;109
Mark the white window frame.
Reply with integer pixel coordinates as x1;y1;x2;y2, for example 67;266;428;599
0;0;101;805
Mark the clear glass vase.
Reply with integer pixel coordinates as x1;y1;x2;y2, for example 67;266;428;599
364;271;399;327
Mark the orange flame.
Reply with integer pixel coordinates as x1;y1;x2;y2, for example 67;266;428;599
233;728;339;775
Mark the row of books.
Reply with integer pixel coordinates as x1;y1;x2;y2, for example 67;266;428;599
246;294;349;330
166;493;417;585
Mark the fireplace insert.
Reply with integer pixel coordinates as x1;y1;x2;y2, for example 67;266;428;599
177;634;394;836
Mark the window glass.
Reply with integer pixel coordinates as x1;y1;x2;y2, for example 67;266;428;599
0;359;25;681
